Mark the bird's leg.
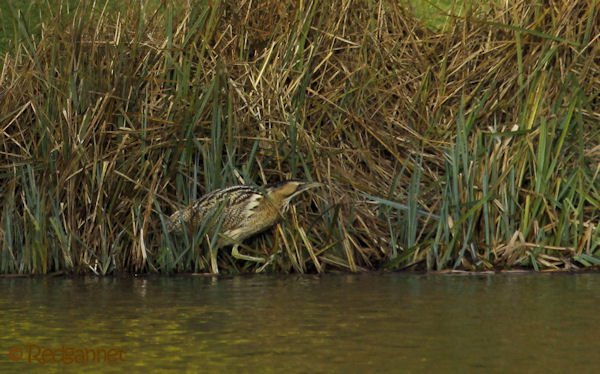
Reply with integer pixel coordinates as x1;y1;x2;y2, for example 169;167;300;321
231;244;266;263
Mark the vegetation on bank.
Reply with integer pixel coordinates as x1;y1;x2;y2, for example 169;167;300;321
0;0;598;275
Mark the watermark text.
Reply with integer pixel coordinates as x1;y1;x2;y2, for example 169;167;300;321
7;344;125;365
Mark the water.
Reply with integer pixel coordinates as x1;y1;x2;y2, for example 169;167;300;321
1;273;599;373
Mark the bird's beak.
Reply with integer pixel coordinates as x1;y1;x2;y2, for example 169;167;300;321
290;182;322;199
300;181;322;191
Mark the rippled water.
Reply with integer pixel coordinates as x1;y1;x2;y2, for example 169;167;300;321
1;273;599;373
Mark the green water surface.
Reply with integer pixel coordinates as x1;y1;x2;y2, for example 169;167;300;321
1;273;599;373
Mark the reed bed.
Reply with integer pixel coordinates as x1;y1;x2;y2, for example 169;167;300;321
0;0;598;275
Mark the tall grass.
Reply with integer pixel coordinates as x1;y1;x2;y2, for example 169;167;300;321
0;0;598;274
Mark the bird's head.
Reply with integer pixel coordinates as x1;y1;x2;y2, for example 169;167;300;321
266;180;321;210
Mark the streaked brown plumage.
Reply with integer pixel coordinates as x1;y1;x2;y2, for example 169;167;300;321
167;180;320;269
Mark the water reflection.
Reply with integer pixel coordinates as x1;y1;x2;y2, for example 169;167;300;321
1;274;599;372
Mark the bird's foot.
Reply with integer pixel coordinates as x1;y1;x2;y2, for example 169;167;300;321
231;245;266;263
256;253;277;273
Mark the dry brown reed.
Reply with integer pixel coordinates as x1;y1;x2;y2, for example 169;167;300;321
0;0;598;274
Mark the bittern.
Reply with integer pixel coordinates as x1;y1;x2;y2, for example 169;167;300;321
167;180;321;267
